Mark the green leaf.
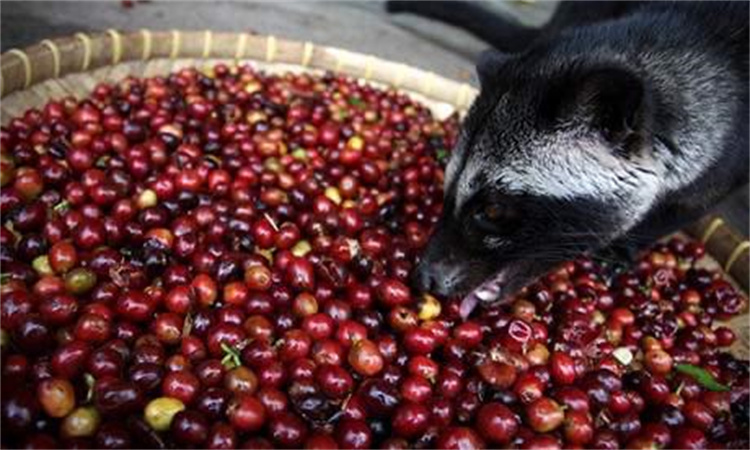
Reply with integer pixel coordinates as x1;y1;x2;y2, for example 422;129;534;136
221;354;237;370
348;97;365;108
220;342;242;369
674;364;730;391
435;148;448;163
53;200;70;213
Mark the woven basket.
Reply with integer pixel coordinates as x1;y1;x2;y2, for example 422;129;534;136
1;30;748;357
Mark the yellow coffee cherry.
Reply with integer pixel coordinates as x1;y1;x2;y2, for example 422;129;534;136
291;240;312;257
418;294;442;321
144;397;185;431
61;407;100;438
325;187;342;205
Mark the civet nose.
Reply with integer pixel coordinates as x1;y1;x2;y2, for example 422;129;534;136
412;260;462;297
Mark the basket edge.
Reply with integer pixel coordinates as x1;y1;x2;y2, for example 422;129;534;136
0;30;479;111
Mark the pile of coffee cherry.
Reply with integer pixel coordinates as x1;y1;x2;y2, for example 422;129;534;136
1;63;748;449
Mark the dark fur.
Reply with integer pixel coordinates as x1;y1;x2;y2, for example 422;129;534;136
391;1;749;302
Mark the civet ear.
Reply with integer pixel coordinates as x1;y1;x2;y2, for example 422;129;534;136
543;66;652;153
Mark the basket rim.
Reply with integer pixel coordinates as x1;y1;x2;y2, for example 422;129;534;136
1;29;479;110
0;29;748;294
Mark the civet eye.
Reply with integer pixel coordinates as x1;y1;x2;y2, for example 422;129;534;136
472;202;519;233
483;204;506;221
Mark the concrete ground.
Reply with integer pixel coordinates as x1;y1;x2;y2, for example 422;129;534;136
1;1;552;83
1;0;746;235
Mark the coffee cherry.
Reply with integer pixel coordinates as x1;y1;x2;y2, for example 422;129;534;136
526;398;564;433
403;327;438;354
144;397;186;431
225;366;259;395
49;241;78;273
305;432;339;450
61;406;101;438
392;402;430;438
478;360;517;389
116;290;157;322
39;293;78;325
550;352;576;385
192;273;218;307
563;410;594;445
683;400;714;431
14;168;44;201
714;326;736;347
207;422;237;449
94;421;132;448
171;410;209;446
162;371;201;405
74;219;106;250
453;321;484;348
293;293;319;318
64;268;97;295
335;419;372;449
476;402;519;444
521;434;561;450
670;427;706;449
165;285;195;314
514;373;546;404
316;364;353;399
348;339;384;376
280;329;312;361
75;313;112;343
269;412;308;448
94;380;144;416
245;265;273;291
224;282;249;307
377;279;411;307
644;348;673;375
37;378;76;418
227;395;266;432
436;427;486;450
